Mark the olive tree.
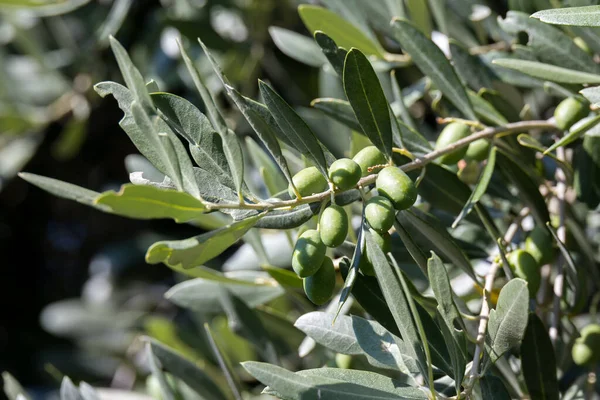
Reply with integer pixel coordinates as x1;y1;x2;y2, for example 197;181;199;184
8;1;600;400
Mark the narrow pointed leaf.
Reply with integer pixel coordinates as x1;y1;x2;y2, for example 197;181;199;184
178;41;228;135
545;115;600;154
235;95;294;188
94;82;171;177
108;36;153;112
149;339;227;400
299;5;385;58
130;101;183;190
166;274;283;313
314;31;347;76
334;224;364;320
294;312;363;355
311;98;362;133
19;172;102;208
427;252;467;352
391;115;432;158
397;208;478;282
146;343;176;400
146;213;264;269
391;18;476;120
390;70;417;130
498;12;600;74
259;81;328;177
269;26;326;67
243;362;428;400
351;315;416;376
486;278;529;363
219;290;278;364
94;184;205;222
453;146;497;227
204;324;243;400
151;92;237;190
339;258;400;337
343;49;393;158
185;41;245;198
160;127;202;198
492;59;600;84
394;220;428;275
365;230;428;379
532;6;600;27
520;313;559;400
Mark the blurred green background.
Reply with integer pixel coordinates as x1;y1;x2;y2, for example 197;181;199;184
0;0;320;394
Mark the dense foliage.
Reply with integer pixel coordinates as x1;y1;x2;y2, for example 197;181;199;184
3;0;600;399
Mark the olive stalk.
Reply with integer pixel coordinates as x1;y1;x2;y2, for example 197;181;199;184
202;120;556;212
549;143;568;345
467;213;525;392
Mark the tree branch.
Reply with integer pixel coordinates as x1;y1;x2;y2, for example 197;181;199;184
204;120;556;212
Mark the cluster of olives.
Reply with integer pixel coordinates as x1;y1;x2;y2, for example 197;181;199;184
572;324;600;366
289;146;417;305
506;226;554;298
435;122;491;165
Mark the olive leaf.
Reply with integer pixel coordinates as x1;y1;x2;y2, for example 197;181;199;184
391;18;476;120
259;81;329;178
343;49;393;159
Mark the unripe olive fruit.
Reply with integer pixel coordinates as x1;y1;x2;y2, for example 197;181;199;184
359;229;392;276
292;229;326;277
352;146;387;177
554;97;589;131
303;256;336;305
376;166;417;210
288;166;328;198
435;123;471;165
365;196;395;233
335;353;353;369
525;226;554;266
572;324;600;366
507;249;541;297
465;138;490;162
329;158;362;190
319;205;348;248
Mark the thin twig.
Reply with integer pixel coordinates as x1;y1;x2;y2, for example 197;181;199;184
203;120;556;212
468;214;524;389
550;144;567;345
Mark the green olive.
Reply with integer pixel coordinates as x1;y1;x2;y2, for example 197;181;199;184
352;146;387;177
554;97;589;131
465;138;490;162
329;158;362;190
525;226;554;266
435;123;471;165
572;324;600;366
292;229;326;277
359;229;392;276
365;196;395;233
507;249;541;298
288;166;328;198
335;353;353;369
303;256;336;305
319;205;348;248
375;166;417;210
